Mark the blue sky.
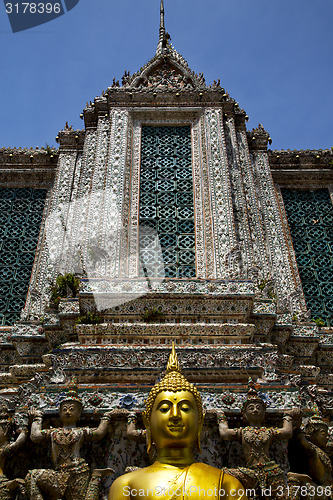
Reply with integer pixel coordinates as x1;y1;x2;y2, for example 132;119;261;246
1;0;332;151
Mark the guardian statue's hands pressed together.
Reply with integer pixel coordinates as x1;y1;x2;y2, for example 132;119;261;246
109;343;247;500
25;387;117;500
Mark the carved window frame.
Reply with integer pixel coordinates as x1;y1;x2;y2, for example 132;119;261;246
119;108;216;279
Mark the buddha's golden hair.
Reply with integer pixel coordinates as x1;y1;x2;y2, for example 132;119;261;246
143;344;204;422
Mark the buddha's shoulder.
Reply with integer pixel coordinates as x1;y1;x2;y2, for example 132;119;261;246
188;462;243;488
108;468;148;500
111;466;151;486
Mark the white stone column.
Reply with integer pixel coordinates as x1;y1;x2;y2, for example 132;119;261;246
24;149;81;319
250;151;302;313
204;108;238;278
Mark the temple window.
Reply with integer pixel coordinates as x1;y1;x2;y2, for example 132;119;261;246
0;188;47;325
139;126;195;278
282;188;333;327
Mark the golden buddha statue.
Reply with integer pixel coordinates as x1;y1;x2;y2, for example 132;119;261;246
109;343;247;500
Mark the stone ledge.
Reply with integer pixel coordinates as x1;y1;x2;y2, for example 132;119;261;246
9;364;49;378
10;336;49;360
252;300;276;316
269;148;333;166
76;322;255;345
47;344;279;385
62;366;264;385
316;372;333;390
276;354;294;368
56;129;85;150
291;324;319;338
270;329;292;346
80;278;255;297
58;298;80;315
0;373;16;385
299;365;321;383
284;337;319;360
80;296;254;323
0;147;58;164
11;385;303;413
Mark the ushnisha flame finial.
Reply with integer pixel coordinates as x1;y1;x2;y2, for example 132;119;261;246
166;341;181;373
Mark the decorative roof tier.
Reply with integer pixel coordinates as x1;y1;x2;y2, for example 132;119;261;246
118;0;207;91
80;1;249;122
118;49;207;92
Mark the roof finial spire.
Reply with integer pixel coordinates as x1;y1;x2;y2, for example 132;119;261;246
160;0;165;31
156;0;168;54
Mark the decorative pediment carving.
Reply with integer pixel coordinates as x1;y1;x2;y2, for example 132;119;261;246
121;49;207;91
139;61;194;90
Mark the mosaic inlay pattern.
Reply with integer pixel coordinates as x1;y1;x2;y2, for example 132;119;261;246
139;126;195;278
0;188;46;325
282;189;333;326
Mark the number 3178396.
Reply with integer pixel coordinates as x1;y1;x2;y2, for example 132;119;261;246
5;3;62;14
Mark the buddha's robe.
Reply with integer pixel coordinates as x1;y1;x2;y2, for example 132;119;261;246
110;462;247;500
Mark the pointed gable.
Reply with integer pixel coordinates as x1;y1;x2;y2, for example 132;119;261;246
94;0;240;111
119;0;207;92
121;48;207;92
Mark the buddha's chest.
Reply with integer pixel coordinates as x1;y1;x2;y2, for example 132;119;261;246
130;469;188;499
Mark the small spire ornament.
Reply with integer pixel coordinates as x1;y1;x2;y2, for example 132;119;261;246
156;0;170;54
305;403;328;437
59;377;83;408
242;378;266;412
0;402;10;426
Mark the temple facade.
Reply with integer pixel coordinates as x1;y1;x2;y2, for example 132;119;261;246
0;1;332;496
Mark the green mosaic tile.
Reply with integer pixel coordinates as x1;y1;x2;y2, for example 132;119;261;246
139;126;195;278
0;188;46;325
282;189;333;327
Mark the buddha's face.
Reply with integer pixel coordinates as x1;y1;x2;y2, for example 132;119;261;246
59;401;82;425
244;401;266;425
149;390;200;450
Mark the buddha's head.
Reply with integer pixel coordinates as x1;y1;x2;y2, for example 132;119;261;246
142;343;205;453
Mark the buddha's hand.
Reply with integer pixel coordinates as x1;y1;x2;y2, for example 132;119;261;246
28;408;43;423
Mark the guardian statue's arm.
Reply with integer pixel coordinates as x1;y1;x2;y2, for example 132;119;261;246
216;411;240;441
